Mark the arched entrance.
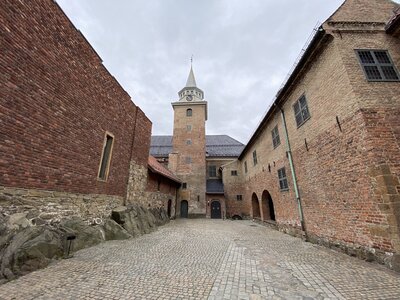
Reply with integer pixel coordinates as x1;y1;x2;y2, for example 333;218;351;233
252;193;261;219
167;199;172;218
180;200;188;218
211;201;221;219
261;190;276;221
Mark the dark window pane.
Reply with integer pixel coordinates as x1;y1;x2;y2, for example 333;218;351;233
302;106;310;120
374;51;390;64
299;96;307;108
364;66;382;80
99;135;113;180
358;51;374;64
381;66;399;80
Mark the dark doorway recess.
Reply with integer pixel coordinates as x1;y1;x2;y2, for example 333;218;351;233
262;190;276;221
180;200;188;218
252;193;261;219
211;201;221;219
167;199;172;218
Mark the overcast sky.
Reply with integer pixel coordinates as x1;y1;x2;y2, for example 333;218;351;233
57;0;359;144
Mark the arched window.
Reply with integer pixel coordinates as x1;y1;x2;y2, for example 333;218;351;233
186;108;192;117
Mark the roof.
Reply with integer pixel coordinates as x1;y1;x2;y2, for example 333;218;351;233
185;65;197;87
148;156;181;184
150;135;245;158
386;6;400;34
206;179;224;194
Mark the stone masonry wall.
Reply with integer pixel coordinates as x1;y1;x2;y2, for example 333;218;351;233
0;186;123;225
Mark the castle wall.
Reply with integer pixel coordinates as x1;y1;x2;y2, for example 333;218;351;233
0;0;152;223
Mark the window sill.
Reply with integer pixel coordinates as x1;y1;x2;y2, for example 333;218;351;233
279;188;289;192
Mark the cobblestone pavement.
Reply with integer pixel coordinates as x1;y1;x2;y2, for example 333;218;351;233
0;219;399;300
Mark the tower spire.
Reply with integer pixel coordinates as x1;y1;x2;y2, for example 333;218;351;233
185;58;197;88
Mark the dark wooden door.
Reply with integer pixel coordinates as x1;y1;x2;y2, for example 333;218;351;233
211;201;221;219
180;200;188;218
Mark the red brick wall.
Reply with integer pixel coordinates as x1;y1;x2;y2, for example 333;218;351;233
146;172;177;197
131;108;152;167
0;0;150;197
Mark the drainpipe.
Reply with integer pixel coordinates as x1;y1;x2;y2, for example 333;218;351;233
276;104;307;236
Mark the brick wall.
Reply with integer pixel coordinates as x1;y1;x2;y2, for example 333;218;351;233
0;0;152;198
0;0;153;222
223;0;400;269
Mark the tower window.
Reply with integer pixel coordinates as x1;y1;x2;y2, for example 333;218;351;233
186;109;192;117
185;156;192;164
187;125;192;131
186;139;192;145
98;132;114;181
182;182;187;189
208;165;217;177
236;195;243;201
356;50;399;81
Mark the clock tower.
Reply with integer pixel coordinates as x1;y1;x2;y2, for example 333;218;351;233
169;65;208;217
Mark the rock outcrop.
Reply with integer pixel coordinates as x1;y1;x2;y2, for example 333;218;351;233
0;205;169;282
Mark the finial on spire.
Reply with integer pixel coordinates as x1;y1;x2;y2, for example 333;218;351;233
190;55;193;66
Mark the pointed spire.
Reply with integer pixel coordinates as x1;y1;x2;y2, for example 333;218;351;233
185;64;197;88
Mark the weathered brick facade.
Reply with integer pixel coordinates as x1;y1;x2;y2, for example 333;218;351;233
0;0;171;223
222;0;400;270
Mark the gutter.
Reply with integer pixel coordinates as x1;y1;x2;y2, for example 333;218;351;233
276;105;306;236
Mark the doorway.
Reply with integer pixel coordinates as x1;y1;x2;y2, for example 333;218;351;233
211;201;221;219
261;190;276;221
180;200;188;218
167;199;172;218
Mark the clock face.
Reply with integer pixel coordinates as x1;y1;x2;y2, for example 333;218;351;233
186;95;193;101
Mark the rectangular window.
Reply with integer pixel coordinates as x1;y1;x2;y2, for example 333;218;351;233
185;156;192;164
356;50;399;81
186;139;192;145
293;95;310;127
278;167;289;191
271;125;281;148
209;165;217;177
236;195;243;201
186;125;192;131
182;182;187;189
252;150;258;166
244;161;248;173
98;133;114;181
231;170;238;176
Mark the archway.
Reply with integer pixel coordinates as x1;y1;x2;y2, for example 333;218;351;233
261;190;276;221
167;199;172;218
252;193;261;219
211;201;221;219
180;200;188;218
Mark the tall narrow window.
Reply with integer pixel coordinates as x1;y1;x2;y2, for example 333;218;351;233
98;133;114;181
278;167;289;191
186;108;192;117
271;125;281;148
209;165;217;177
293;95;310;127
356;50;399;81
244;161;248;173
252;150;258;166
182;182;187;189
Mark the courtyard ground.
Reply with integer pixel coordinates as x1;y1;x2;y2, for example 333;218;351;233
0;219;399;300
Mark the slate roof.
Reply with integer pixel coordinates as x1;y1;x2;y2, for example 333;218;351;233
206;179;224;194
148;156;181;183
150;135;244;158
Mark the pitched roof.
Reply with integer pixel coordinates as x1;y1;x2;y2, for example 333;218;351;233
185;65;197;87
148;155;181;183
150;135;244;158
206;179;224;194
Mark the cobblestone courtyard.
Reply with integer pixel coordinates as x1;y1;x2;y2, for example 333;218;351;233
0;219;399;300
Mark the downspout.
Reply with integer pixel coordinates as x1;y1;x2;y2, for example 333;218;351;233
276;104;307;237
